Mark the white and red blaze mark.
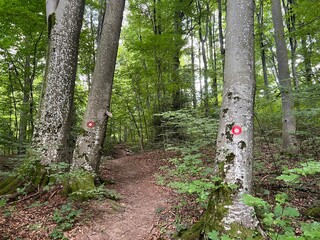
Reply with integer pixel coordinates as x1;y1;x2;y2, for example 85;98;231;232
231;125;242;135
86;121;95;128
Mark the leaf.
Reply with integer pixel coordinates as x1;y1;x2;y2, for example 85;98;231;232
283;207;300;217
262;212;274;226
301;222;320;238
207;230;219;240
275;193;288;204
242;194;269;208
274;205;283;217
276;174;300;183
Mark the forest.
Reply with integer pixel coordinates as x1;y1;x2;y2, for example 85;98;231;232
0;0;319;239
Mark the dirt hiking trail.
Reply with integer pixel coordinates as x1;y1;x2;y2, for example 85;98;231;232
70;151;176;240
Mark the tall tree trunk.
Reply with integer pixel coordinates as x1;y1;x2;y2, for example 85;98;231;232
72;0;125;173
96;0;106;45
256;0;269;90
181;0;258;238
271;0;298;152
217;0;225;77
301;35;313;83
209;11;218;107
32;0;85;165
282;0;298;88
190;18;197;109
197;0;209;116
172;9;184;110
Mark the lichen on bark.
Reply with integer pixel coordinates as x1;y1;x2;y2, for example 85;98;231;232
178;0;261;238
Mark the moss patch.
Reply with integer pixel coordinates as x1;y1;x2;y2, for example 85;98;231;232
178;184;232;239
305;206;320;220
177;184;264;240
63;170;97;201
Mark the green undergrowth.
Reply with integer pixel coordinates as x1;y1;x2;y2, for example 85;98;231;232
156;110;320;239
49;202;82;240
0;152;120;204
156;110;219;205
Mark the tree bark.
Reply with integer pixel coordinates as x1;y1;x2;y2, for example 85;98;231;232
32;0;85;165
181;0;259;238
256;0;269;90
271;0;298;152
282;0;298;88
301;35;313;83
217;0;225;77
197;0;209;116
190;18;197;109
72;0;125;173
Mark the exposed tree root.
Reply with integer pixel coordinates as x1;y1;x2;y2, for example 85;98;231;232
0;161;50;201
0;157;118;202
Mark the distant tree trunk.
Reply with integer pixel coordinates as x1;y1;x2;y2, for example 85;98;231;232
32;0;85;164
256;0;269;90
197;0;209;116
72;0;125;173
271;0;298;152
172;9;184;110
180;0;259;238
217;0;225;77
190;18;197;109
301;35;313;83
96;0;106;45
282;0;298;88
18;55;31;154
209;10;218;107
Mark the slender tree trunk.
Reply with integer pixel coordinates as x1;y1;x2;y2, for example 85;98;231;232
217;0;225;77
282;0;298;88
209;12;218;107
256;0;269;90
271;0;298;152
172;9;184;110
190;18;197;109
32;0;84;165
181;1;258;238
301;35;313;83
197;0;209;116
72;0;125;173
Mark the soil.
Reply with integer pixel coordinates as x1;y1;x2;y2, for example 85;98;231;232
0;146;318;239
0;150;179;240
67;151;177;240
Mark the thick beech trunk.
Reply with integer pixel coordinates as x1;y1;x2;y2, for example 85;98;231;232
72;0;125;173
271;0;298;152
181;0;259;238
32;0;85;164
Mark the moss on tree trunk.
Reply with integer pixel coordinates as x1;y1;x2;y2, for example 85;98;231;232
178;185;264;240
62;170;96;200
0;161;50;198
178;185;231;239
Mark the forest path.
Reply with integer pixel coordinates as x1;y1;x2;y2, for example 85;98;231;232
71;151;176;240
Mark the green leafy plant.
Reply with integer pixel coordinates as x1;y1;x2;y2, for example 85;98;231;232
276;161;320;183
157;110;219;207
242;193;319;239
49;203;81;240
0;198;7;207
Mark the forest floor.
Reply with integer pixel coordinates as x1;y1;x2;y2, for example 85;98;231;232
0;150;182;240
0;146;319;240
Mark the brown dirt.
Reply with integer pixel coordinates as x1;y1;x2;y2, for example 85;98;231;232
67;150;177;240
0;150;178;240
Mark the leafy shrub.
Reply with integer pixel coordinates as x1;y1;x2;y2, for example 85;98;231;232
49;203;81;240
